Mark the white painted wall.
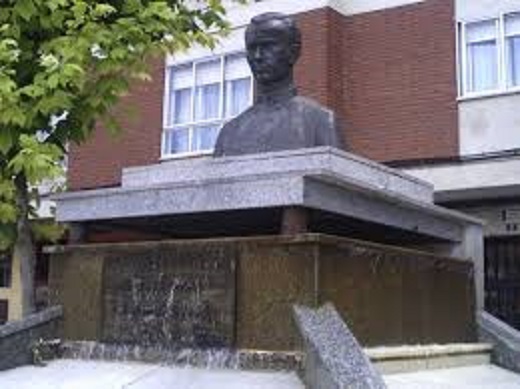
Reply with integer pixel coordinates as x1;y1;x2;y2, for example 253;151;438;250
332;0;425;16
170;0;425;63
223;0;425;25
459;94;520;155
404;157;520;193
456;0;520;156
456;0;520;21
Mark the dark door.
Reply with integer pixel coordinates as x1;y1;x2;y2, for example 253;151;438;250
485;236;520;328
0;300;7;325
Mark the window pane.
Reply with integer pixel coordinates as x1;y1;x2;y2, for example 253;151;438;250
171;65;193;90
466;20;497;43
467;40;498;92
166;128;190;154
171;88;191;125
225;78;251;118
225;54;250;80
192;125;219;151
169;64;193;126
196;60;221;85
506;12;520;36
507;36;520;87
163;54;252;156
195;83;220;120
194;60;221;121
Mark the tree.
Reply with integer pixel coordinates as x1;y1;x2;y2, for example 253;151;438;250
0;0;236;316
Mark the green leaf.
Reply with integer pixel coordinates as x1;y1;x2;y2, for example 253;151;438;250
92;4;117;19
0;129;14;154
0;224;16;251
31;220;66;243
14;0;38;22
0;202;17;223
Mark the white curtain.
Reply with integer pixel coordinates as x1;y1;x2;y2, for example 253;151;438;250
507;37;520;87
195;60;221;121
173;88;191;124
166;128;189;154
468;41;498;92
195;84;220;120
225;54;251;118
226;78;251;118
506;13;520;87
466;20;498;92
170;65;192;126
193;125;219;151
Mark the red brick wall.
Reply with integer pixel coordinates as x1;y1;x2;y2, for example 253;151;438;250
68;56;164;190
294;9;345;116
68;0;457;190
341;0;458;161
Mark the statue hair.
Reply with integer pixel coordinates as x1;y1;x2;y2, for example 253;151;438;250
247;13;302;47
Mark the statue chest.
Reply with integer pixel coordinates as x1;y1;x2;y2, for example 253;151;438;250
235;103;313;152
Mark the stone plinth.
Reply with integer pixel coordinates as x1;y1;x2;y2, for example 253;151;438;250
49;234;476;351
50;242;235;348
54;147;484;308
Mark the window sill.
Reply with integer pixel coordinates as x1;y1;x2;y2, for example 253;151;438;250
160;150;213;161
458;86;520;102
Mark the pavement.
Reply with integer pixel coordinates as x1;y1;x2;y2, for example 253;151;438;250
2;360;520;388
0;360;304;389
385;364;520;388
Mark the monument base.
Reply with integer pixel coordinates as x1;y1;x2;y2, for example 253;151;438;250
49;233;476;351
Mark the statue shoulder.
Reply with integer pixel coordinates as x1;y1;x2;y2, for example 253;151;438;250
213;105;256;157
221;104;256;131
293;96;335;119
292;96;343;149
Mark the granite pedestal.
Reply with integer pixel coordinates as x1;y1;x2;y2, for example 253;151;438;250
48;234;476;351
54;147;484;308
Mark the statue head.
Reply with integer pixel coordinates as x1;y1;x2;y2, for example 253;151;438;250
245;13;302;85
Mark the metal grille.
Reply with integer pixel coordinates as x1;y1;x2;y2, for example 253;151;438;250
0;253;11;288
485;236;520;328
0;300;7;324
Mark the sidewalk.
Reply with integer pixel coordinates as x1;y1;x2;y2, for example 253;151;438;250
0;360;304;389
385;364;520;389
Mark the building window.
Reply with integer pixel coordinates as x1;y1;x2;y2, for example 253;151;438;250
465;20;499;93
0;253;11;288
506;13;520;87
459;11;520;97
163;53;253;157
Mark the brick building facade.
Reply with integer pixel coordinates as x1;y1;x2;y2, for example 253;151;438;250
57;0;520;327
68;0;458;190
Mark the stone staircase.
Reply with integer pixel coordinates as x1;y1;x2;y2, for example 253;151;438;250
367;343;520;388
367;343;493;374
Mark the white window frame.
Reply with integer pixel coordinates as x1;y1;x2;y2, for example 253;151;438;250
505;12;520;88
162;52;253;159
458;11;520;99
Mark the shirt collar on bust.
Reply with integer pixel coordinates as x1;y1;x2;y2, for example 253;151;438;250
256;84;297;105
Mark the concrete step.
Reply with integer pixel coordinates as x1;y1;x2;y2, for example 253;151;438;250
384;364;520;389
365;343;493;374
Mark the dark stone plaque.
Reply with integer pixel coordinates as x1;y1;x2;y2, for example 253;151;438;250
101;243;236;348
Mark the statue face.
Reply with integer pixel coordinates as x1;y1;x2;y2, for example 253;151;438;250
245;22;297;85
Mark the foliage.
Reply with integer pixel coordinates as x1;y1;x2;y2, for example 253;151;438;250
0;0;240;314
0;0;237;250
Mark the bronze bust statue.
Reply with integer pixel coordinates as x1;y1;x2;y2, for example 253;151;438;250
213;12;343;157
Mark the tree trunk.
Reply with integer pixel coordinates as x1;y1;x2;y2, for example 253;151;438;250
13;173;35;316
